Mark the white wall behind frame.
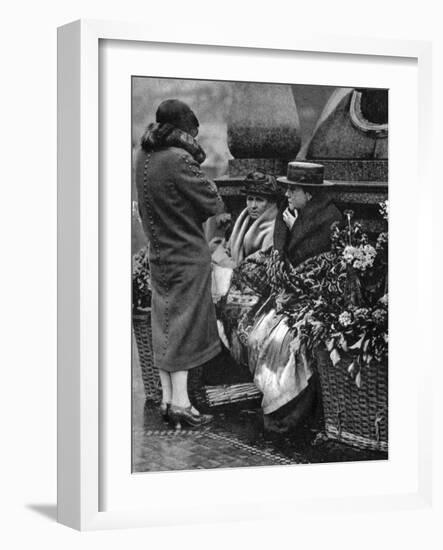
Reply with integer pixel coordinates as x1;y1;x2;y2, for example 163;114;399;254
1;0;441;546
100;38;420;515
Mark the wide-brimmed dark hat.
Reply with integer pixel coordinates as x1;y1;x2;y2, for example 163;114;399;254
240;171;280;198
277;161;335;187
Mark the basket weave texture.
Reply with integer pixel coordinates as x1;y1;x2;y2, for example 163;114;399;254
132;309;204;404
315;348;388;452
132;310;162;403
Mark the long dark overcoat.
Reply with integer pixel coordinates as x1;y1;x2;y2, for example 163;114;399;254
135;146;223;372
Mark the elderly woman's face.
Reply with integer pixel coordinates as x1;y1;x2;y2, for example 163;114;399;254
246;195;271;219
285;186;311;211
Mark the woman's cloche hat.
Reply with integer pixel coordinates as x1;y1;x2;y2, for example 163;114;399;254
155;99;199;131
277;161;335;188
240;171;280;198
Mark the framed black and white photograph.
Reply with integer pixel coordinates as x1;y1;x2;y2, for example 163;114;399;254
57;20;433;530
131;77;389;474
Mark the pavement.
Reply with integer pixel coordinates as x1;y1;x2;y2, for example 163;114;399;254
132;346;387;473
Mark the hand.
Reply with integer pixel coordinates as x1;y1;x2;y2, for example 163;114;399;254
282;207;297;229
215;212;232;229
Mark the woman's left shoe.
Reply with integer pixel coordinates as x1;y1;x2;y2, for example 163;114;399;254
168;405;214;430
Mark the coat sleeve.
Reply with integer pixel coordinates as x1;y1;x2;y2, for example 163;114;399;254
272;207;290;255
173;152;225;220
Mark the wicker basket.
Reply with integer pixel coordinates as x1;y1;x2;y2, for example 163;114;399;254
132;309;204;404
315;347;388;452
132;309;162;403
192;382;261;409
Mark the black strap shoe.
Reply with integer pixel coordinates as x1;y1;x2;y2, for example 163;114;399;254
169;405;214;430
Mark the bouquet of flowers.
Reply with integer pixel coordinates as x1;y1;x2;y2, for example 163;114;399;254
132;247;151;312
267;202;389;386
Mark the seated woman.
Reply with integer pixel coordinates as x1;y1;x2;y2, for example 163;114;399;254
225;162;342;434
211;171;280;302
229;171;279;264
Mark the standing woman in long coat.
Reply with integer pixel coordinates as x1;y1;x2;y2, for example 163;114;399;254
135;99;225;429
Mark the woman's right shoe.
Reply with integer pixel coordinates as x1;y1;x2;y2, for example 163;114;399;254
159;401;170;422
168;405;214;430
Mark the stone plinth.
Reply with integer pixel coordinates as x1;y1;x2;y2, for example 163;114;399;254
319;159;388;182
228;158;290;177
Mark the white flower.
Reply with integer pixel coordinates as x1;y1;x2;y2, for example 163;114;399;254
339;311;353;327
354;307;370;320
379;200;389;221
372;309;387;323
342;244;376;271
343;245;358;264
379;294;388;306
363;244;376;256
360;245;376;270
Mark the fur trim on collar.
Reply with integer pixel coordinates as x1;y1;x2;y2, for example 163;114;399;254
274;193;342;267
140;122;206;164
229;203;278;266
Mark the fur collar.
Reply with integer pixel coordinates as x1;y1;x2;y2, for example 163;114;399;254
140;122;206;164
274;193;342;266
229;203;278;265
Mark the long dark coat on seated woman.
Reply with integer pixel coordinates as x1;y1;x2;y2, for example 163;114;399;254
135;119;225;373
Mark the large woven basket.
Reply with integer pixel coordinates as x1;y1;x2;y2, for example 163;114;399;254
132;309;162;403
132;309;204;404
315;347;388;452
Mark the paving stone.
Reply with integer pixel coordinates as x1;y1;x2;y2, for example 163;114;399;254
133;353;386;472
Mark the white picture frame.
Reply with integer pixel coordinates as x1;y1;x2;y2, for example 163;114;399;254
57;19;433;531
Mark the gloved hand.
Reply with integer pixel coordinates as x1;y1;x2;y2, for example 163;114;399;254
215;212;232;229
282;207;298;230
